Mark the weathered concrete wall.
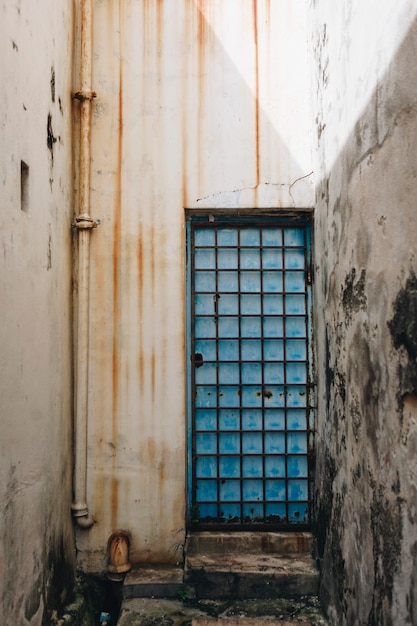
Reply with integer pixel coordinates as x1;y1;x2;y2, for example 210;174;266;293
310;1;417;624
0;1;75;623
76;0;313;570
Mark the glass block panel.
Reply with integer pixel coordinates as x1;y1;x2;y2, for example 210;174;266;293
243;456;263;477
219;456;240;477
218;363;239;384
284;271;305;293
241;317;261;337
265;456;285;477
242;363;262;384
286;339;307;360
242;409;262;430
195;339;216;361
264;432;285;454
198;503;217;519
218;339;239;361
196;480;217;502
243;503;264;519
195;228;215;246
265;503;286;519
195;317;216;339
217;294;239;315
262;248;283;269
286;362;307;384
264;362;285;384
286;387;307;407
262;228;282;246
284;228;304;247
240;294;261;315
195;271;216;292
196;432;217;454
242;432;263;453
287;409;307;430
195;409;217;431
241;271;261;293
263;317;284;338
196;363;217;385
195;248;215;269
221;504;241;520
219;409;240;430
264;409;285;429
288;456;308;478
218;271;238;292
195;294;215;315
241;248;260;269
263;271;283;292
241;385;263;408
286;317;306;337
284;248;305;269
287;432;307;454
285;294;306;314
218;228;238;246
240;227;260;246
219;432;240;454
196;456;217;478
218;317;239;337
263;294;283;315
241;340;262;360
220;480;240;501
218;386;240;408
265;479;286;500
218;248;238;269
288;502;308;523
195;386;217;408
243;479;263;501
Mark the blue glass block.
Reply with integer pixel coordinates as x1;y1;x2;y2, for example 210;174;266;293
287;432;307;454
218;294;239;315
241;340;262;360
263;271;283;292
243;503;264;519
218;363;239;384
242;363;262;384
262;228;283;246
264;362;284;384
243;480;263;501
265;480;286;500
195;248;216;269
263;318;284;338
195;317;216;339
263;294;283;315
265;456;285;477
195;271;216;292
264;338;285;361
218;271;238;292
286;387;307;407
287;409;307;430
199;503;217;519
286;339;306;360
241;317;261;337
240;227;260;246
218;340;239;361
285;295;305;314
219;409;240;430
241;386;263;408
196;480;217;502
218;316;239;337
196;456;217;478
288;480;308;501
264;409;285;429
196;363;217;385
195;386;217;407
262;248;283;269
284;271;305;293
286;317;306;337
220;504;241;520
262;386;285;407
288;455;308;478
220;480;240;501
195;409;217;431
219;386;240;408
265;503;286;519
264;432;285;453
196;432;217;454
243;456;263;477
286;362;306;384
218;228;238;246
240;294;261;315
195;294;215;315
195;339;217;361
242;432;263;453
241;249;260;269
284;228;304;247
241;271;261;293
284;248;305;269
242;409;262;430
219;456;240;477
218;248;238;269
288;503;308;523
195;228;215;246
219;432;240;454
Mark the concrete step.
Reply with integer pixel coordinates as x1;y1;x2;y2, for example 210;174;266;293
193;620;311;626
123;565;193;599
184;532;318;599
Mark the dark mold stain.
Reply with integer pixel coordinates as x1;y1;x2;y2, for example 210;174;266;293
342;268;367;325
388;270;417;397
47;113;57;159
50;66;55;103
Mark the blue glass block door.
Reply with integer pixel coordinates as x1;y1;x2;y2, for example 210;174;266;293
190;220;314;529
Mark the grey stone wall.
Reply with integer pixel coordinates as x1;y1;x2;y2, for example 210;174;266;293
311;4;417;625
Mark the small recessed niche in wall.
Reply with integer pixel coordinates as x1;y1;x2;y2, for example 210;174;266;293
20;160;29;213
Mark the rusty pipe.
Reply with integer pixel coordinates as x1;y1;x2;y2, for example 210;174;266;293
71;0;97;529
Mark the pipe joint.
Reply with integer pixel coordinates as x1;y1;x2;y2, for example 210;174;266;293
72;90;97;101
73;214;100;230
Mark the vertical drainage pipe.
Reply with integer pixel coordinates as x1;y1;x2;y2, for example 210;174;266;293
71;0;98;528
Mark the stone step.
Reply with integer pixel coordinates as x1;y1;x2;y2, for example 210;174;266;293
193;620;310;626
185;532;314;557
123;565;193;599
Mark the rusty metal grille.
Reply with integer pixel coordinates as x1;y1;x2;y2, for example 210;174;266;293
189;219;314;530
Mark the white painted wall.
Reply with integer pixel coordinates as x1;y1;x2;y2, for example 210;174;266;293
76;0;313;570
0;1;75;623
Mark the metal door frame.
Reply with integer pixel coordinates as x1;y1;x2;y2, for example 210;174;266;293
186;214;315;531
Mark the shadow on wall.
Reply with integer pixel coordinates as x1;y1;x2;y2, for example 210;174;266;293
313;14;417;626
